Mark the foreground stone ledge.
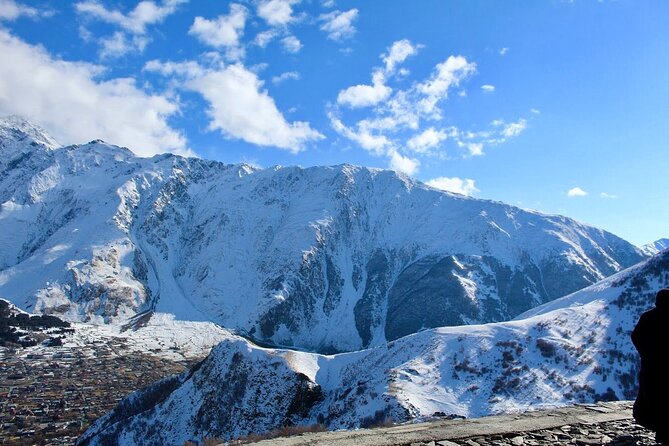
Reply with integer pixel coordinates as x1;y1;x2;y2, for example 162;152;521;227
243;401;636;446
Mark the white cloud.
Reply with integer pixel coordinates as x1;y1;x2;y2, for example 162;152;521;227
281;35;302;53
443;117;529;154
249;62;269;73
531;108;541;114
192;66;322;152
322;0;336;7
499;47;509;55
78;25;94;42
189;4;247;60
383;39;419;74
331;49;488;167
75;0;186;34
328;112;389;154
0;30;187;156
330;41;525;170
407;127;447;153
257;0;299;26
418;56;476;116
501;118;527;138
426;177;479;196
330;111;418;176
464;142;483;156
99;32;149;59
75;0;186;57
388;149;419;176
319;9;358;41
144;59;204;77
484;118;528;145
600;192;617;199
481;84;495;93
0;0;48;21
567;187;588;197
147;60;323;153
253;29;278;47
272;71;300;84
337;71;391;108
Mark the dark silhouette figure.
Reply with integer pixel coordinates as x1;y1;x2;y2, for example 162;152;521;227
632;289;669;443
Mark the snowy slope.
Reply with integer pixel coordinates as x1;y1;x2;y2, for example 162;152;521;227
77;250;667;446
61;313;238;361
640;238;669;256
0;116;645;352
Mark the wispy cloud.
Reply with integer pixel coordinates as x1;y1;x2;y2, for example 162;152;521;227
319;9;358;41
253;29;278;48
250;1;305;53
329;39;528;175
328;111;390;154
460;141;483;157
383;39;420;74
272;71;300;84
0;0;52;21
417;56;476;116
600;192;617;199
500;118;527;138
99;32;149;58
481;84;495;93
75;0;187;57
75;0;186;34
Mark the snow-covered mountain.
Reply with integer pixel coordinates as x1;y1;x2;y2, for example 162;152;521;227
77;244;668;446
640;238;669;256
0;116;645;352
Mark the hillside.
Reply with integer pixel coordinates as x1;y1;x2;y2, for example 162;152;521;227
77;249;667;446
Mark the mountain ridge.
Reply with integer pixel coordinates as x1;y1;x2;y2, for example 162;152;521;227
0;116;645;353
640;238;669;256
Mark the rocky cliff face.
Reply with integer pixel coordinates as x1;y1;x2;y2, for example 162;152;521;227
77;245;668;446
0;117;645;353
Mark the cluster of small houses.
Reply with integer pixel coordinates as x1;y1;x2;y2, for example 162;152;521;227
0;337;188;445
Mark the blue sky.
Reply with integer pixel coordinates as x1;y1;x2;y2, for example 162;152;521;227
0;0;667;246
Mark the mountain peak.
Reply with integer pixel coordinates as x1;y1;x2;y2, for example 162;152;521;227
640;238;669;256
0;115;60;151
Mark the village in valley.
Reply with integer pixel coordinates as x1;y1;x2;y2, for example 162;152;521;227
0;302;194;445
